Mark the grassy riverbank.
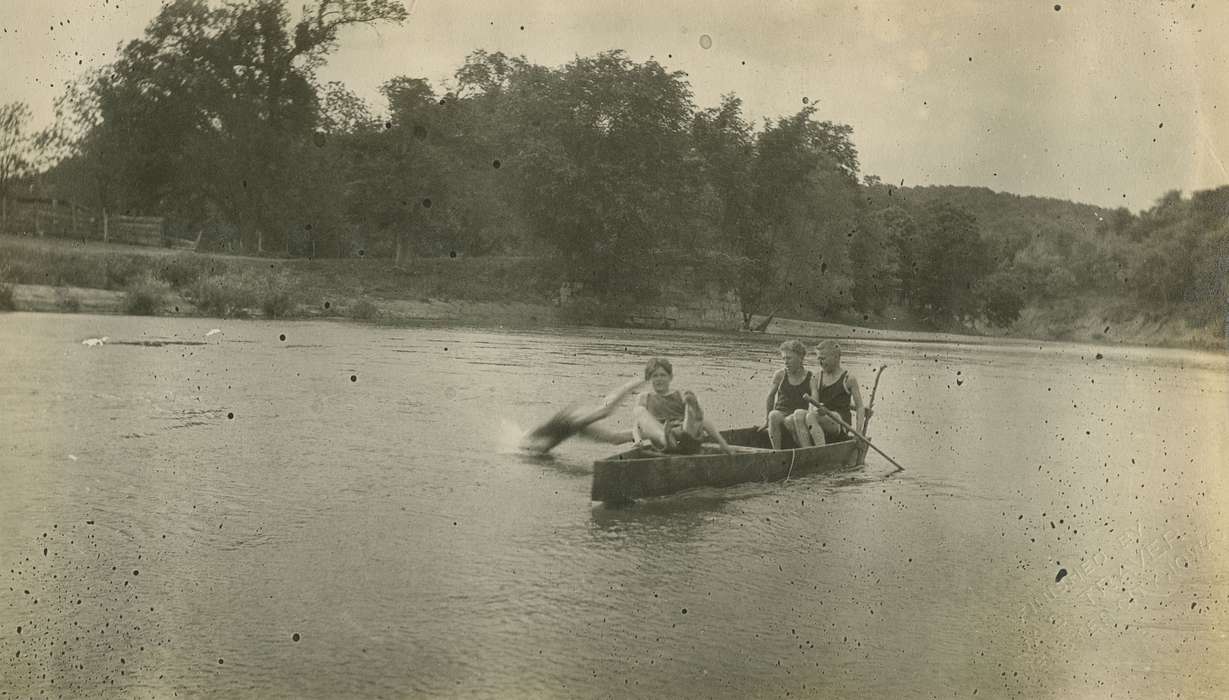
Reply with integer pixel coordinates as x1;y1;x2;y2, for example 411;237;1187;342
0;235;559;326
1;235;1224;350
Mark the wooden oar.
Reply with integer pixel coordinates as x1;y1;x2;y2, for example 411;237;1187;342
802;393;906;473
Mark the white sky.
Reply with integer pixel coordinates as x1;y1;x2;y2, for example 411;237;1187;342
2;0;1227;212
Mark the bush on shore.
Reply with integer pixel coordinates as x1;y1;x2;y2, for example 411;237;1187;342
187;269;301;318
260;274;297;318
123;273;172;315
54;287;82;312
558;296;629;327
187;271;261;317
348;299;379;320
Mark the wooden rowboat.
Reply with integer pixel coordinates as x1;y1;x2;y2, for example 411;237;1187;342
591;427;868;504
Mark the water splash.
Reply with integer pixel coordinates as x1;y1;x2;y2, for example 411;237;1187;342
497;418;528;454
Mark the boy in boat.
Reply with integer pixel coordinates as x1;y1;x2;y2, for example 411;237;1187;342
521;376;647;454
804;340;866;444
634;357;735;455
764;339;821;449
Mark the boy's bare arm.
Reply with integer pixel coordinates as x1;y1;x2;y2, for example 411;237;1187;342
849;375;866;433
764;369;784;419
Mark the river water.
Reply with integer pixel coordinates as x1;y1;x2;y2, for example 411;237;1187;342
1;312;1226;699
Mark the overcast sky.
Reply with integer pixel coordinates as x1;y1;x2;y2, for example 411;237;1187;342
2;0;1226;212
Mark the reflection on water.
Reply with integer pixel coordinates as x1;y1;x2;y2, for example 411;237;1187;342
1;312;1226;698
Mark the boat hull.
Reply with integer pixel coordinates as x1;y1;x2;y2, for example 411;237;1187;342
591;426;867;503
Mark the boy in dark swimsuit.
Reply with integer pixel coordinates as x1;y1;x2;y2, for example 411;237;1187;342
634;357;734;455
805;340;866;444
764;339;821;449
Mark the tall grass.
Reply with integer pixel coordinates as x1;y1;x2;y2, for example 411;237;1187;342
260;272;297;318
187;269;300;318
54;287;82;312
348;299;379;320
187;271;261;317
123;273;172;315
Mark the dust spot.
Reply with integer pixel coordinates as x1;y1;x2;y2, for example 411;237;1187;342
350;375;357;382
699;34;712;49
1055;568;1068;583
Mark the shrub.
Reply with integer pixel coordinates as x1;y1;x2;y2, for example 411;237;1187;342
105;255;145;289
188;272;261;317
558;296;626;327
156;254;213;289
52;254;107;288
54;287;81;312
0;282;14;311
261;288;297;318
123;273;171;315
257;271;298;318
348;299;379;320
977;272;1027;328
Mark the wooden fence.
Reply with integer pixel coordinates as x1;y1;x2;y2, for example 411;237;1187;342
0;197;184;249
1;197;98;240
107;215;163;246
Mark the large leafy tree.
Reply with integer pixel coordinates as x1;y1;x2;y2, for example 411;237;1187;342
910;201;991;323
690;94;757;323
493;50;704;298
70;0;407;253
747;105;862;317
0;102;35;227
850;204;902;314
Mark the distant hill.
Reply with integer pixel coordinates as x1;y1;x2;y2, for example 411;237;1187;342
870;184;1115;251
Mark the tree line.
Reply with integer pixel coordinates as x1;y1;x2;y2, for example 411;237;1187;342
1;0;1225;331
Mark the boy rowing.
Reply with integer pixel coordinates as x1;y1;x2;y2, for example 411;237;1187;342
804;340;866;444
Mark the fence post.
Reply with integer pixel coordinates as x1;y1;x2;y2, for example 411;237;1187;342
103;208;109;242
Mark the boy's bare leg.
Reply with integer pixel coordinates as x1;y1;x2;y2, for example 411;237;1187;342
789;409;814;447
698;417;734;454
633;406;671;449
682;392;734;454
805;413;826;445
767;410;788;449
523;377;645;453
579;425;634;444
571;377;647;426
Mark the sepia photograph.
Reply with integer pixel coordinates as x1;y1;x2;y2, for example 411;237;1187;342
1;1;1227;697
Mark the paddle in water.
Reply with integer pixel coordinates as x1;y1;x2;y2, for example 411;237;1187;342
520;377;646;454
